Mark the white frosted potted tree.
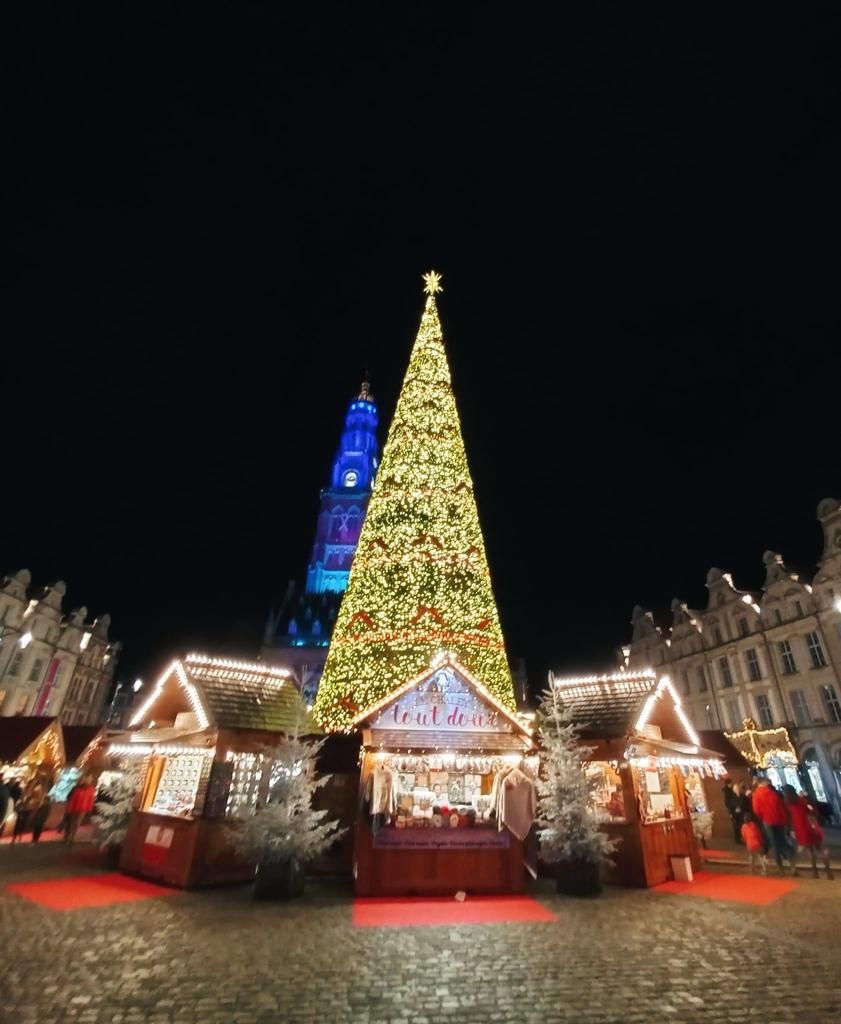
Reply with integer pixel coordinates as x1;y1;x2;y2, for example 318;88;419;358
93;770;141;868
536;685;617;896
237;733;345;900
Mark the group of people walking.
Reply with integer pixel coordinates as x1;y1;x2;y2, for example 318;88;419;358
723;776;834;878
0;771;97;845
0;773;52;842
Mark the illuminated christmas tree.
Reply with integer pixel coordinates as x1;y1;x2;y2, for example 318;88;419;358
314;272;515;730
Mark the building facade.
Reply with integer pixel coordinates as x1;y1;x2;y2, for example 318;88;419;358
262;379;380;703
0;569;120;724
622;498;841;815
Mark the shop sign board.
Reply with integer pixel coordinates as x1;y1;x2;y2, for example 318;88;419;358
142;825;174;867
373;827;510;850
370;667;511;734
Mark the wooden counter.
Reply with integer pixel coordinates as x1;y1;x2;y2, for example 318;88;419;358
355;817;525;896
120;810;253;889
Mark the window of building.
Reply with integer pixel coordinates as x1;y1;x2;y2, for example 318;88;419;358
726;698;741;730
774;609;783;625
0;690;6;712
806;631;827;669
712;626;723;646
745;648;762;682
755;693;773;728
738;618;749;637
795;600;804;617
718;656;733;688
779;640;797;675
680;670;690;696
705;704;716;728
821;684;841;724
14;692;29;715
27;657;46;683
697;666;708;692
7;651;24;677
791;690;811;727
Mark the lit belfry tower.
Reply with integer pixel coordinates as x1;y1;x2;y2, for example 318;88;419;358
262;377;379;703
313;271;516;730
306;378;379;595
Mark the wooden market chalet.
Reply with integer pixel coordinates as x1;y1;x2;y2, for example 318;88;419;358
352;653;538;896
550;669;727;887
110;653;318;888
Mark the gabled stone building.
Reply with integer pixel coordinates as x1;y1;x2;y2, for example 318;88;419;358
0;569;119;723
622;498;841;815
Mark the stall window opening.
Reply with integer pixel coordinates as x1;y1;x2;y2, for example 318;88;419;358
633;763;684;823
146;752;206;818
587;762;626;823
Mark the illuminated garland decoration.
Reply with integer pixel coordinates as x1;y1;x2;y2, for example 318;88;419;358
313;272;515;730
724;721;798;768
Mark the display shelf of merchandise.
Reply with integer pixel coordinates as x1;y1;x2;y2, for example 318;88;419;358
149;753;206;818
225;752;269;818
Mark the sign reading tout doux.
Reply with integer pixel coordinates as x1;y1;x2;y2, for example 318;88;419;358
371;667;510;732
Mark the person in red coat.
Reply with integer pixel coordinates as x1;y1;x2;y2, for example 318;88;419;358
740;811;769;875
64;776;96;846
752;778;795;873
783;786;835;879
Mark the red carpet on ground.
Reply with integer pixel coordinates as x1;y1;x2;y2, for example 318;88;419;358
6;872;175;911
353;894;556;928
0;825;94;846
655;870;798;905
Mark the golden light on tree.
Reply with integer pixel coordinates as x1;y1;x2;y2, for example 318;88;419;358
313;273;515;730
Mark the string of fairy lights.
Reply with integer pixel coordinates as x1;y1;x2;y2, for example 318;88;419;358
313;273;515;730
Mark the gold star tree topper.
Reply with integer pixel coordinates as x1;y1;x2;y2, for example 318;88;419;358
422;270;443;295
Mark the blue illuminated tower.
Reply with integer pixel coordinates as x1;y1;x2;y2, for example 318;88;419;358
306;379;379;593
262;378;379;703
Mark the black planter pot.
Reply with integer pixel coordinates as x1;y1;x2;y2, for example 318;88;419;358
555;858;602;897
104;844;122;870
254;857;305;901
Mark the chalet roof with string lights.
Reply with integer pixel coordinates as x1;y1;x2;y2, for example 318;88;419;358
128;653;319;735
550;668;724;772
548;670;661;739
352;652;535;752
0;716;65;768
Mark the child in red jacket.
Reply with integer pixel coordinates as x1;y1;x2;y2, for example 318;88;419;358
740;812;769;875
784;788;835;880
64;777;96;846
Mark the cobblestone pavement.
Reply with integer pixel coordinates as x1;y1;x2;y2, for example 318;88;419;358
1;844;840;1024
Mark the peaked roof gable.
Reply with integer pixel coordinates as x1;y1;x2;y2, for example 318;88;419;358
551;669;699;746
0;717;65;765
353;653;533;744
130;654;319;734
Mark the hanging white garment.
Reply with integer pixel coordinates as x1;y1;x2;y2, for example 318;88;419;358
498;767;537;841
369;766;399;815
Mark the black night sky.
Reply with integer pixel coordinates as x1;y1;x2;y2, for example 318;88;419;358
6;7;841;690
